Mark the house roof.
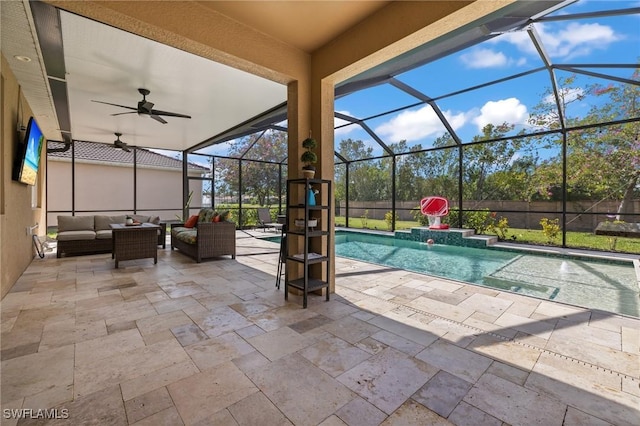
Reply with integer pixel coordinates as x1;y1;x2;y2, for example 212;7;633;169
47;140;208;171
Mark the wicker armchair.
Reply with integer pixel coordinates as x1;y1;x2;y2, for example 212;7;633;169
170;221;236;262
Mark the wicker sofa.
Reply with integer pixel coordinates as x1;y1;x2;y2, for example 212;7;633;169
170;210;236;262
56;214;166;258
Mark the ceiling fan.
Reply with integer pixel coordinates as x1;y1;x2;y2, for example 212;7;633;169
92;88;191;124
113;132;131;152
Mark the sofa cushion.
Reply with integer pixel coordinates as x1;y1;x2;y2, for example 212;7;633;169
175;229;197;245
58;215;94;232
95;230;113;240
95;215;126;230
57;230;96;241
198;208;216;223
171;226;189;236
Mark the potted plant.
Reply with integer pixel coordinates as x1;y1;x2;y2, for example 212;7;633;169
301;136;317;179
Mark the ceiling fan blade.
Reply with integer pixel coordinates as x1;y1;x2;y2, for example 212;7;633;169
149;114;168;124
92;100;137;111
95;89;189;124
121;145;131;153
150;109;192;119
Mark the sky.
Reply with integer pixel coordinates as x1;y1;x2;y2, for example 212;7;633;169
333;0;640;157
193;0;639;162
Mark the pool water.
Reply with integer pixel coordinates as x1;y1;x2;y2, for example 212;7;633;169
335;233;516;283
264;231;639;316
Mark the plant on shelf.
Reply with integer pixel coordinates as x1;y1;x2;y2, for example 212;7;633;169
301;134;317;178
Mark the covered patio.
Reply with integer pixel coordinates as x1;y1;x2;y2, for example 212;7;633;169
1;233;638;425
2;1;639;424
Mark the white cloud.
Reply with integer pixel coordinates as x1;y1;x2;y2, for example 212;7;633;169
515;57;527;67
334;110;357;136
459;47;528;69
498;22;621;60
543;87;584;105
460;48;507;68
372;99;533;142
472;98;528;131
374;105;467;142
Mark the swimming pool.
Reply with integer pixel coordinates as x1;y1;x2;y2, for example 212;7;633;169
336;232;640;317
263;231;639;316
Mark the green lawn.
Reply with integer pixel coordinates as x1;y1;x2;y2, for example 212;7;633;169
47;212;639;254
335;216;640;255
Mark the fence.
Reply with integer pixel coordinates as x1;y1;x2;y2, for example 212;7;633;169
338;200;639;232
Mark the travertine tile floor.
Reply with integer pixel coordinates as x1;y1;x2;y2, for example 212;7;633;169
1;232;639;425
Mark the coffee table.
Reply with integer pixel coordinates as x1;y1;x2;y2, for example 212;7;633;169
110;223;160;268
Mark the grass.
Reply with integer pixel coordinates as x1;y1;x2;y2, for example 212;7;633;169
47;213;639;255
494;228;640;254
335;216;640;255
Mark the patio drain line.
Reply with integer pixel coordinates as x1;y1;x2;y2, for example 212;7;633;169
351;291;640;384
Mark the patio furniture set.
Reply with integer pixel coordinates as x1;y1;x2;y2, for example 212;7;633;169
56;214;165;258
55;209;236;266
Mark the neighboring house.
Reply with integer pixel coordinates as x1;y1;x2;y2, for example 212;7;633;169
47;140;208;226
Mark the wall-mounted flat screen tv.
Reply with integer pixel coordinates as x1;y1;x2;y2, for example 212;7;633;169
13;117;44;186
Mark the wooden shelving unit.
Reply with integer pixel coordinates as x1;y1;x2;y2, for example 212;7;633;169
285;178;331;308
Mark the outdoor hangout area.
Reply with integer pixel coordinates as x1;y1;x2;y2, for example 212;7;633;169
2;232;639;425
2;1;640;425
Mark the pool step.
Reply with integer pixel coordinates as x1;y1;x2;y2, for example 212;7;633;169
482;275;560;299
396;227;498;248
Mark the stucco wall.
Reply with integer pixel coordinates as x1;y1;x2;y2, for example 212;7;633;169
47;159;199;226
1;54;47;299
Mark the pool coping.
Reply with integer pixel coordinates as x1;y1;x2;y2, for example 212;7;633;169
347;228;640;303
258;227;640;298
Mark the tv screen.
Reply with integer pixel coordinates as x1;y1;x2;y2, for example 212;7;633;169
14;117;45;186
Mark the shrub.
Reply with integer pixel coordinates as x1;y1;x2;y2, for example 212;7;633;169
442;207;461;228
384;211;398;230
465;209;494;234
488;215;509;240
361;210;369;228
242;208;258;228
411;207;430;226
540;217;561;244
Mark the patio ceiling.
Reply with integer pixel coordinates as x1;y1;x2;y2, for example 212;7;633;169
1;0;390;152
2;1;571;154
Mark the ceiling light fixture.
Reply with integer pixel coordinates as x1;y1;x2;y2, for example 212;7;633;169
14;55;32;62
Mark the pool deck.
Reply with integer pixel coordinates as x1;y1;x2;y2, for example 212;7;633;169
1;230;638;425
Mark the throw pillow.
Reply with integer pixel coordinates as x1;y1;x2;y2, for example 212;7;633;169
212;214;221;223
219;210;231;221
184;215;198;228
198;208;216;223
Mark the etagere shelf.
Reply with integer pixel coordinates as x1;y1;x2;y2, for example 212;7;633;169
285;178;331;308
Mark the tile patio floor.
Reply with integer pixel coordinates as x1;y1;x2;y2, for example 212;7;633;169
1;231;639;425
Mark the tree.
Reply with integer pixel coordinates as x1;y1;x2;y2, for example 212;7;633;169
527;69;640;217
587;70;640;218
335;138;389;202
215;131;287;206
419;134;459;201
461;123;537;204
